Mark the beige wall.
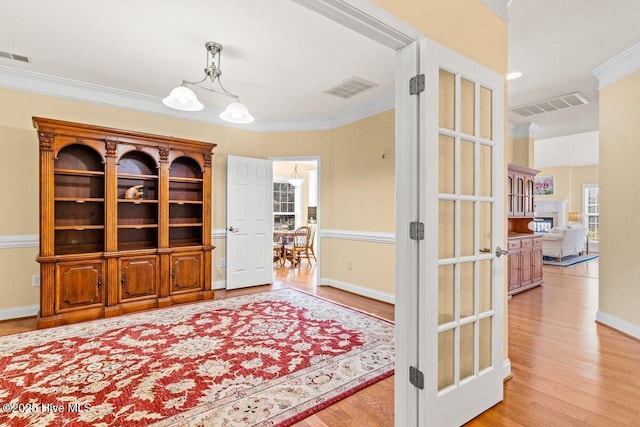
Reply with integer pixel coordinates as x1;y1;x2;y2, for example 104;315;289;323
375;0;507;73
323;111;396;296
536;165;599;222
510;136;533;168
598;70;640;327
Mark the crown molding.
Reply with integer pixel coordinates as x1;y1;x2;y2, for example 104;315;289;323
0;64;394;133
291;0;421;50
509;122;538;139
478;0;510;22
593;41;640;89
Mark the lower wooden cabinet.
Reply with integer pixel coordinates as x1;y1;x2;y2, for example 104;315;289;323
171;252;203;294
119;256;159;302
507;235;544;295
56;260;104;313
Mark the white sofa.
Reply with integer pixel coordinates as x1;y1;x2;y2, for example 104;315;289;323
541;225;587;260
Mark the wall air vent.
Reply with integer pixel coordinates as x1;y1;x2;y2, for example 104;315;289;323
325;76;378;99
512;92;589;117
0;50;31;63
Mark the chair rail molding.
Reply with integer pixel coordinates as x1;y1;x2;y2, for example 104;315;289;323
0;234;39;249
321;228;395;244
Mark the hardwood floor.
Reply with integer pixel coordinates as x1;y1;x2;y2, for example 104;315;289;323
2;258;639;426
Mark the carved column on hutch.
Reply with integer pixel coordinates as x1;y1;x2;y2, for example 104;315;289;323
38;130;56;320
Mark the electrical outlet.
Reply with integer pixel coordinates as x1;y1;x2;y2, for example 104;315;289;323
347;260;352;270
32;274;40;287
220;258;226;268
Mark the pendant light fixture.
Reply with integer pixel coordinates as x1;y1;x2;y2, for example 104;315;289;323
163;41;254;124
288;163;304;187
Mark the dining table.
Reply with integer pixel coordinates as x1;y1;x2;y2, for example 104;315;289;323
273;230;295;266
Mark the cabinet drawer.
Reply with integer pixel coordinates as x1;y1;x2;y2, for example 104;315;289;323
521;238;532;248
533;237;543;247
508;239;521;250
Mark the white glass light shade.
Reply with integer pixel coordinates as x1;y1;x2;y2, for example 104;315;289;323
219;102;255;124
288;178;304;187
162;86;204;111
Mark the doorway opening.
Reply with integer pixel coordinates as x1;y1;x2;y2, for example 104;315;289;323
271;157;320;286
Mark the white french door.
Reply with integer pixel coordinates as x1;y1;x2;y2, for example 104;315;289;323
397;37;506;426
226;155;273;289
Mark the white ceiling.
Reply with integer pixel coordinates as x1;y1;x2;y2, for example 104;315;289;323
508;0;640;139
1;1;639;139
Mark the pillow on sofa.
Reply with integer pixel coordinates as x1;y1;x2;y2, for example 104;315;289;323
550;227;564;233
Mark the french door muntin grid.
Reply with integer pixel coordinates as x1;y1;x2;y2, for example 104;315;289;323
437;67;497;395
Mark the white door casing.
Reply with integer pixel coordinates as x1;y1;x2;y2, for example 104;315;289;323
226;155;273;289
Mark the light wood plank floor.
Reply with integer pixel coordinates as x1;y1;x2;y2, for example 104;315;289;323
2;258;639;426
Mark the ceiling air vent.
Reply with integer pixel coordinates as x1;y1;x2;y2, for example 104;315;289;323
0;50;31;63
325;77;378;99
512;92;589;117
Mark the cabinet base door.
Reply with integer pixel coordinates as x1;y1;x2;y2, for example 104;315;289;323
55;261;104;312
119;256;159;302
171;252;204;294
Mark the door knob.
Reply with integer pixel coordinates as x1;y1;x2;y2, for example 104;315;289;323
495;246;509;258
228;226;240;233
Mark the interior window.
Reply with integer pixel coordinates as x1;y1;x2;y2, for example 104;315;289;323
274;181;296;229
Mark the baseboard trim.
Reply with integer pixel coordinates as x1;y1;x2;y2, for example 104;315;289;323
0;305;39;321
320;278;395;304
596;310;640;340
212;280;226;290
503;358;512;381
0;234;39;249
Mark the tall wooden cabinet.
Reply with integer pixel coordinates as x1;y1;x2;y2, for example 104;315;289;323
507;164;543;295
34;117;215;328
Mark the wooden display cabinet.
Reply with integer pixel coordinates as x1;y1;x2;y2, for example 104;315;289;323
34;117;215;327
507;163;543;295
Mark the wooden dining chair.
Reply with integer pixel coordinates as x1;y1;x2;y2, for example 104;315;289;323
283;226;311;267
300;224;317;264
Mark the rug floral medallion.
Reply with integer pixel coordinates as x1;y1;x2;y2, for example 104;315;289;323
0;289;394;426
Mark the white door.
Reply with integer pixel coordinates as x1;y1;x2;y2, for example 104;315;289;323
397;37;506;426
226;155;273;289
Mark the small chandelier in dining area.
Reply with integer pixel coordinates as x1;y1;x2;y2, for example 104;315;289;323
163;41;254;124
288;163;304;187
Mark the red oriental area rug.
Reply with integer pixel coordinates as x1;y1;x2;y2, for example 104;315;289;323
0;289;394;426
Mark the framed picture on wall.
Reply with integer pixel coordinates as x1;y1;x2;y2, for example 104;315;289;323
534;176;555;196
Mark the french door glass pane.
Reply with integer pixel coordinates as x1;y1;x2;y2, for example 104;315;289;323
460;262;475;317
480;144;492;197
439;135;455;194
460;139;475;196
480;202;492;254
479;86;493;140
479;317;492;371
439;200;455;259
439;69;455;130
460;78;475;135
438;329;455;391
438;264;455;325
460;323;475;380
479;260;492;313
460;201;475;257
